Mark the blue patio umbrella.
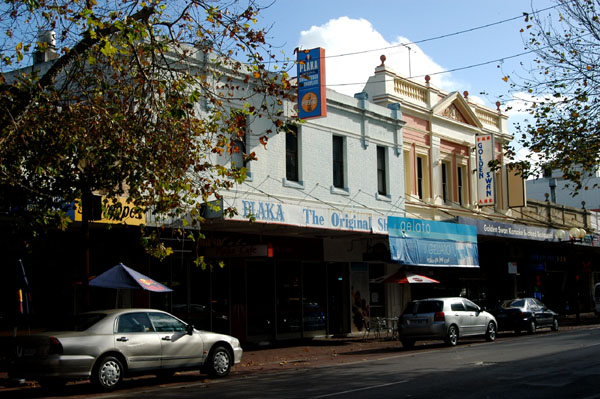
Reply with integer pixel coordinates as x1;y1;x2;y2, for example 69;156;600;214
89;263;173;292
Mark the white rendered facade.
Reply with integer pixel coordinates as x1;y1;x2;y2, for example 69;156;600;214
526;168;600;211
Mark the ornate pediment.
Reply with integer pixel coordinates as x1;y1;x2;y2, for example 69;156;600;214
441;103;469;124
432;92;483;129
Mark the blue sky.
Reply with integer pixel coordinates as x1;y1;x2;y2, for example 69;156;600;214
256;0;558;157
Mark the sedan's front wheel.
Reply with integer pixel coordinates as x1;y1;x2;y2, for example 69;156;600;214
205;345;232;378
485;322;497;342
445;325;458;346
92;355;124;391
551;318;559;331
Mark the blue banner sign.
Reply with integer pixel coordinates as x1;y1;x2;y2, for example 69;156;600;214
457;216;558;242
297;47;327;119
388;216;479;268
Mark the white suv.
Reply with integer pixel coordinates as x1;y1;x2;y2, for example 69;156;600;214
397;297;497;348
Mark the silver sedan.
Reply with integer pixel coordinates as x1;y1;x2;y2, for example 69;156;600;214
9;308;243;390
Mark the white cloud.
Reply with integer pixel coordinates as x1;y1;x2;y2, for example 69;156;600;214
297;17;457;96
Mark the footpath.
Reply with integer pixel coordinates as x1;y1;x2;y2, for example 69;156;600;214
1;312;598;393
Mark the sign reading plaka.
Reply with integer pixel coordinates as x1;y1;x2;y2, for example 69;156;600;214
224;198;388;234
476;135;494;206
297;47;326;119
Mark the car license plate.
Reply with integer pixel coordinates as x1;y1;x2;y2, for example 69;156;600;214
17;346;36;358
24;348;36;356
408;319;427;325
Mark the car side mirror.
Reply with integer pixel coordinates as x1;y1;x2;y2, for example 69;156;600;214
186;324;194;335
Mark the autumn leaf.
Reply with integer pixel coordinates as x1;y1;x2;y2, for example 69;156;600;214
259;136;268;148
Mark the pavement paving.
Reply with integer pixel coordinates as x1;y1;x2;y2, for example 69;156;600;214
1;312;598;394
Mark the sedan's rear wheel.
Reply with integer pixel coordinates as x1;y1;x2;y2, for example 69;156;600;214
485;322;497;342
528;319;536;334
92;355;123;391
445;325;458;346
205;345;232;378
551;318;559;331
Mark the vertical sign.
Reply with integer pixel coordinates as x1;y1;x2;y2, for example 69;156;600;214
476;135;494;206
297;47;327;119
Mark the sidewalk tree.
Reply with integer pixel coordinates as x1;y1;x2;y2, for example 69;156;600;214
0;0;295;262
504;0;600;192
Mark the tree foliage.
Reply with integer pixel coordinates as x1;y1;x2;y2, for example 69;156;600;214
0;0;295;254
505;0;600;192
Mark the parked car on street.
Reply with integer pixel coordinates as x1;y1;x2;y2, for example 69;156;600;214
489;298;559;334
9;308;243;390
397;297;497;348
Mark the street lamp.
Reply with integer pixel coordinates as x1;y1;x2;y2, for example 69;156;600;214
555;228;586;242
568;227;587;242
555;229;568;241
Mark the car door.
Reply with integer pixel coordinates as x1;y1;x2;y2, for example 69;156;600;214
462;299;487;335
449;300;471;336
114;312;162;371
148;312;205;369
532;299;552;327
527;298;545;326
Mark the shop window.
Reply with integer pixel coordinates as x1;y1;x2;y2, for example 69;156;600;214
377;145;387;196
417;156;424;199
247;260;275;339
457;165;464;205
441;162;449;203
332;135;345;189
303;262;326;336
286;125;299;182
276;261;302;338
416;155;430;201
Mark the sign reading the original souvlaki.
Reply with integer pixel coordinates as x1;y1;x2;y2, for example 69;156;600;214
476;134;495;206
223;198;389;234
297;47;327;119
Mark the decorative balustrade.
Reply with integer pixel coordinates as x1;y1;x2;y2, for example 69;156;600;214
394;79;427;104
475;108;500;130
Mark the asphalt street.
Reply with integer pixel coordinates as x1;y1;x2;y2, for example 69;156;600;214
12;325;598;399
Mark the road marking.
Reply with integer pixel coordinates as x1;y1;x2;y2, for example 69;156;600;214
308;380;409;398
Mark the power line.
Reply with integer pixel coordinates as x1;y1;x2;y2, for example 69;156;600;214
323;48;535;89
298;3;562;61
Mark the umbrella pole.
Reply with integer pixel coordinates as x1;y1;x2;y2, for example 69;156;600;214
116;288;119;308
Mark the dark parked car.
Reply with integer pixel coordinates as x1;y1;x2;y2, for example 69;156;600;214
490;298;559;334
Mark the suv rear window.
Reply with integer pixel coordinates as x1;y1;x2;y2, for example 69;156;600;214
405;300;443;314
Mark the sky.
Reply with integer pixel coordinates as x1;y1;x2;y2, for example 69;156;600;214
256;0;559;160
